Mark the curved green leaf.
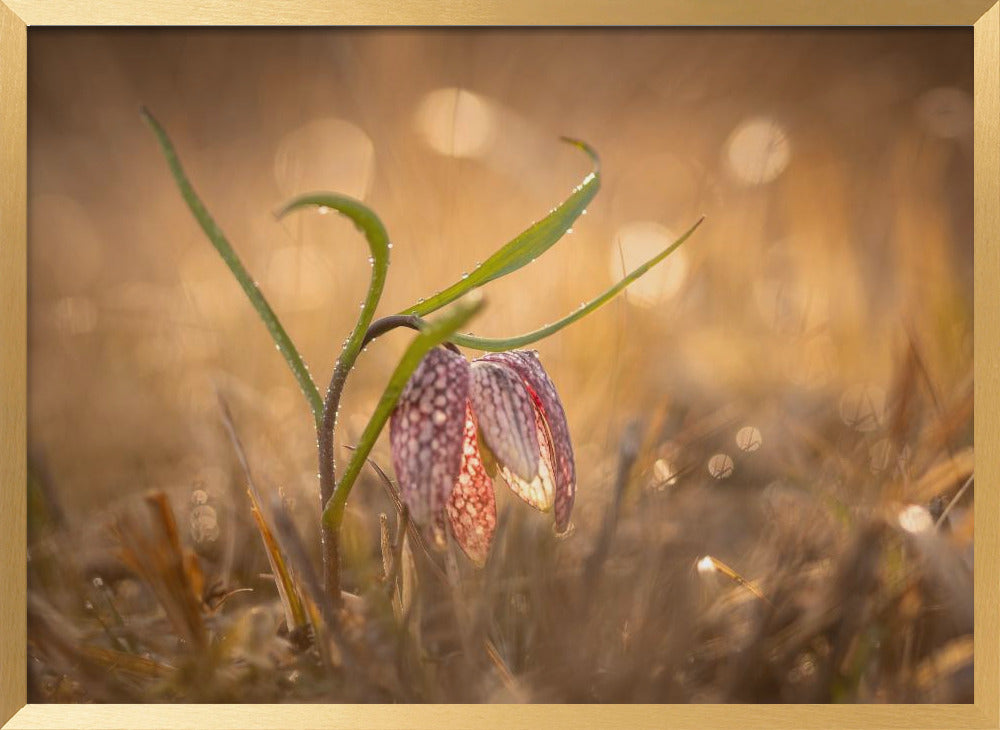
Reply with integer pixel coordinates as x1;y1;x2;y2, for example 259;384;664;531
323;295;485;533
276;194;390;272
438;216;705;352
399;138;600;317
276;194;391;402
141;107;324;426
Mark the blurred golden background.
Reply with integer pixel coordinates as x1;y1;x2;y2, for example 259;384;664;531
26;28;976;703
28;28;972;519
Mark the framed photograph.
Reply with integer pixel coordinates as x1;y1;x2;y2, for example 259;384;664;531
2;2;998;728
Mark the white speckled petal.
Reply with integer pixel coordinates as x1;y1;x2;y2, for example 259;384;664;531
480;350;576;532
469;361;540;482
498;405;556;511
389;347;470;540
446;404;497;566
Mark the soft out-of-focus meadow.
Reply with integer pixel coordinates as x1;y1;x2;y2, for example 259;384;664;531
27;29;974;703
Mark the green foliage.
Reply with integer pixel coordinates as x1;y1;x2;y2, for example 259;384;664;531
140;108;324;426
440;215;706;351
399;138;600;317
322;296;485;534
144;109;701;603
276;193;391;271
276;193;392;424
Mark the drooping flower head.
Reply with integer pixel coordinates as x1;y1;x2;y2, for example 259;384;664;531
389;348;575;564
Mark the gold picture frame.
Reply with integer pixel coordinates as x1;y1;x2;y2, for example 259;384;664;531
1;1;997;727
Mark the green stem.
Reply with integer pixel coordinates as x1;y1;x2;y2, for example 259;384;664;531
276;193;392;601
320;297;484;601
141;107;324;427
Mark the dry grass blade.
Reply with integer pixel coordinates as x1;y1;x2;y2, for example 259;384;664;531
584;420;641;587
379;513;393;584
216;394;310;635
696;555;771;605
386;507;410;597
78;644;175;679
915;635;974;694
379;508;417;625
29;595;146;702
247;489;309;634
268;497;351;671
483;638;527;701
112;492;208;651
346;444;447;584
910;447;974;503
935;474;974;529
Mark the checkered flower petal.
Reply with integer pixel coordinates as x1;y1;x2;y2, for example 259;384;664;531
497;403;557;511
479;350;576;532
389;347;470;542
391;346;577;562
446;404;498;565
469;360;540;483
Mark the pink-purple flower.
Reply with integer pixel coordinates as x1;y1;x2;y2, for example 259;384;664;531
389;348;576;564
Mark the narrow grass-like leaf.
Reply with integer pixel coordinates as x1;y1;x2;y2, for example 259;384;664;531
399;138;600;317
140;107;323;426
276;193;390;277
323;296;485;533
436;215;705;351
277;194;391;420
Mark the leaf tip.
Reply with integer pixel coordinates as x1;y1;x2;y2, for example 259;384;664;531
558;136;601;172
139;106;154;130
138;105;162;133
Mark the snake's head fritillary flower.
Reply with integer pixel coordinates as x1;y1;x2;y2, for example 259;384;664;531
389;347;576;565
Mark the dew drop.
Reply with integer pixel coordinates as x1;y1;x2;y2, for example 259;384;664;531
461;272;469;280
898;504;933;533
367;256;375;264
387;242;394;249
318;205;330;215
566;227;574;234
